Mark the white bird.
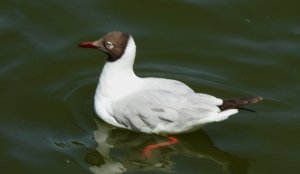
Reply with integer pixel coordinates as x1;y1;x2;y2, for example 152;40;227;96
79;31;262;135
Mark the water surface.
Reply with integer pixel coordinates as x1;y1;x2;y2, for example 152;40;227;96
1;1;300;174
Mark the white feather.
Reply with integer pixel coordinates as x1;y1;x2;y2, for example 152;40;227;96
94;35;238;134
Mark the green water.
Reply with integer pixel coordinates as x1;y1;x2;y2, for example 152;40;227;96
1;1;299;173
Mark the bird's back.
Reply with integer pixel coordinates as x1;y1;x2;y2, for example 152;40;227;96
141;77;194;94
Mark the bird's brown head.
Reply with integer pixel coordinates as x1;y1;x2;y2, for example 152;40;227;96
79;31;130;62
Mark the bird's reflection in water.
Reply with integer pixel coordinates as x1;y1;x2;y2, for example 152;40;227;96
86;119;249;174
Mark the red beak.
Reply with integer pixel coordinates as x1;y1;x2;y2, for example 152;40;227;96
78;42;96;48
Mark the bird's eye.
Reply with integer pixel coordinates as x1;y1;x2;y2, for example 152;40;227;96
105;41;114;49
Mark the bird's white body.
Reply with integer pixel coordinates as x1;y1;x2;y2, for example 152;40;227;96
94;36;238;134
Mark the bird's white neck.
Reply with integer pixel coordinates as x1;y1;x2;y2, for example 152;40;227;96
96;37;141;100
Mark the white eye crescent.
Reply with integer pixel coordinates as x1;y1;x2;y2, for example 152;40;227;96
105;41;114;49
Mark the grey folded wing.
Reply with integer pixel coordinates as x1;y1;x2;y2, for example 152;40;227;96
111;90;223;133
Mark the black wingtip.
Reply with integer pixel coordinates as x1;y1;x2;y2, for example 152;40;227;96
219;96;263;111
244;96;263;104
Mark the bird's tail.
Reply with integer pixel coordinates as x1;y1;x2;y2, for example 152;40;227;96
219;96;263;111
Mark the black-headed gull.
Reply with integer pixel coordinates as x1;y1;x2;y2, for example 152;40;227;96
79;31;262;157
